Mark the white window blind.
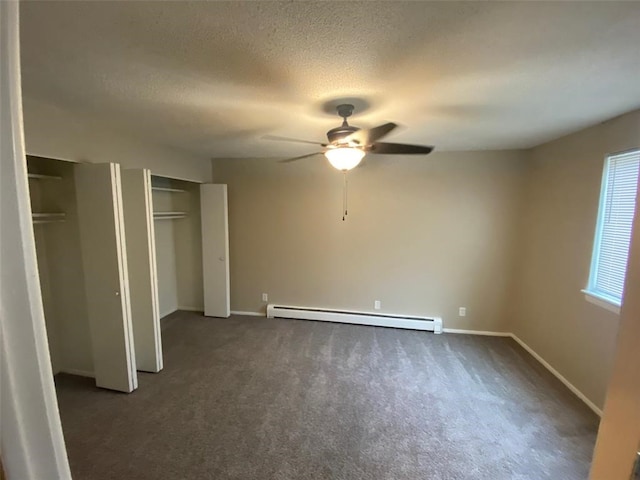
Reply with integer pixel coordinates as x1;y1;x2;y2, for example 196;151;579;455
587;149;640;305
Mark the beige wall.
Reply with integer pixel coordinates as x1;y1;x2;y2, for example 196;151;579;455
213;150;528;331
511;110;640;410
23;96;211;182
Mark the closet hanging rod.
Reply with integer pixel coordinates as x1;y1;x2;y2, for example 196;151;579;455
153;215;187;220
28;173;62;180
152;187;187;193
153;211;188;220
32;212;66;223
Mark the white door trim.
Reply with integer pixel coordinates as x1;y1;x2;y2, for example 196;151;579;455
0;2;71;477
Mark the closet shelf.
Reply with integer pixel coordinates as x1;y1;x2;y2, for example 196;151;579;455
28;173;62;181
153;211;188;220
32;212;66;224
152;187;187;193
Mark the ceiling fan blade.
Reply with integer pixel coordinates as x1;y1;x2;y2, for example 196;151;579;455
278;152;323;163
263;135;326;146
343;122;398;145
369;142;434;155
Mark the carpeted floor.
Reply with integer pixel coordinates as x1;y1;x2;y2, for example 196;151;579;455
56;311;599;480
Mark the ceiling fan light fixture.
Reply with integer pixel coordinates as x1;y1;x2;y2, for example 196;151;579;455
324;147;365;171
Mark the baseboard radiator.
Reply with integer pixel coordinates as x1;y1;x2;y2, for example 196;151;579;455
266;304;443;333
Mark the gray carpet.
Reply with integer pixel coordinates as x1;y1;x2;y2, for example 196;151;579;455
55;312;598;480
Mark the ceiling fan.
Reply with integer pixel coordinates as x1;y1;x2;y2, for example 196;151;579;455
263;104;434;171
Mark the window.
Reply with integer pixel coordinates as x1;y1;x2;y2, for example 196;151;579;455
585;149;640;310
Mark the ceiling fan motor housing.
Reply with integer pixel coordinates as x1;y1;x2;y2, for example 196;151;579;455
327;124;360;144
327;103;360;144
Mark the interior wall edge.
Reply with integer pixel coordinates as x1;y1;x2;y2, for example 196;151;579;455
1;1;71;475
160;309;178;319
510;334;603;417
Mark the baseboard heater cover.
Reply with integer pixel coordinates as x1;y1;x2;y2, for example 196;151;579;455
266;304;443;333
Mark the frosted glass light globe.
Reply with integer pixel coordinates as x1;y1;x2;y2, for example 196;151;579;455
324;147;365;171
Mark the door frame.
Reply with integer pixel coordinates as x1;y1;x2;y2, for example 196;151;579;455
0;1;71;477
590;172;640;479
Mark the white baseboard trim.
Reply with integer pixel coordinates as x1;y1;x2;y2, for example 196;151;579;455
178;306;203;312
443;328;511;337
509;334;602;417
231;310;265;317
440;328;602;416
60;368;94;378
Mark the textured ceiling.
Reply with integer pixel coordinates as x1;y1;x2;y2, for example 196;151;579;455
20;1;640;159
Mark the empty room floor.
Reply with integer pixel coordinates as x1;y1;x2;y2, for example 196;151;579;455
55;312;598;479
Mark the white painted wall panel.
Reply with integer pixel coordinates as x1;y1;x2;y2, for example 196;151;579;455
201;184;230;318
154;220;179;318
122;169;162;373
75;163;137;392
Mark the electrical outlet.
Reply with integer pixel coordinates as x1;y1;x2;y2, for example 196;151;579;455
374;300;381;310
262;293;268;302
459;307;466;317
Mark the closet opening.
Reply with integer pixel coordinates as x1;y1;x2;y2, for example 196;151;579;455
27;155;137;393
151;175;204;329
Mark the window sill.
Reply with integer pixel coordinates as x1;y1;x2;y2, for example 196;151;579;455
582;290;621;314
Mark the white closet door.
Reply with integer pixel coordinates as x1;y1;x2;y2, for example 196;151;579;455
121;169;162;373
201;184;230;318
75;163;137;392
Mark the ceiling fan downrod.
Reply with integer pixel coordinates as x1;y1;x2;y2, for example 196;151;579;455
337;103;354;127
327;104;359;144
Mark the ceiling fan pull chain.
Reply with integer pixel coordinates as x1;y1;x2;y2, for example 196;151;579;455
343;171;348;221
